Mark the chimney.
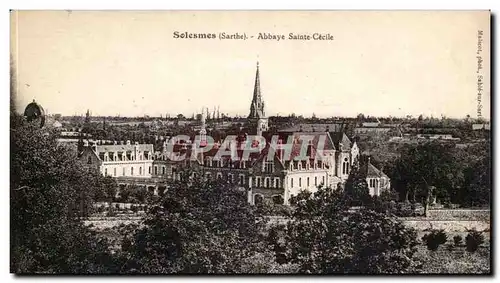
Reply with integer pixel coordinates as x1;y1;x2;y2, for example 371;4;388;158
230;140;237;161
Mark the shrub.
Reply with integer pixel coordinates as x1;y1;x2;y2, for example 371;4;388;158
453;235;463;247
107;207;117;217
95;206;104;214
422;229;447;251
465;230;485;253
130;205;139;213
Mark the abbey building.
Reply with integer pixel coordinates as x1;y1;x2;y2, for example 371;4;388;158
79;62;390;205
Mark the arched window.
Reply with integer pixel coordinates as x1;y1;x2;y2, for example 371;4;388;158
265;178;270;188
162;167;166;175
274;178;280;188
256;177;261;187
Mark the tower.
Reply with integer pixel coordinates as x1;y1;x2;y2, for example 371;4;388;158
200;107;207;147
248;62;268;136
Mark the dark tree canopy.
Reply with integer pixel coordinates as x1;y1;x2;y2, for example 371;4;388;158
119;174;267;273
10;113;117;273
275;187;420;274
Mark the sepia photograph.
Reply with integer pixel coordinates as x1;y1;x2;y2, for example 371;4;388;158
9;10;491;275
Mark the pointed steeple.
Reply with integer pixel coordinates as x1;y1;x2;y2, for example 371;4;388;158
248;61;265;119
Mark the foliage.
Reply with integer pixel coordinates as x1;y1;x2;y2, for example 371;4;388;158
422;230;448;251
276;186;420;274
344;162;371;206
453;235;463;247
117;174;267;273
389;141;490;208
10;113;117;273
465;230;485;253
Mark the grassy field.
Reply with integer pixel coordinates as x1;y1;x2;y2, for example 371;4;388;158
415;246;490;274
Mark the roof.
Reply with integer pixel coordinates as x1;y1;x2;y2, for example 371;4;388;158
361;162;389;179
95;144;153;153
329;132;351;150
279;123;343;132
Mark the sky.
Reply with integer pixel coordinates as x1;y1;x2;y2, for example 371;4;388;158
11;11;490;119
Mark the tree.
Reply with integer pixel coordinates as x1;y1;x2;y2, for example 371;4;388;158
344;161;371;206
118;172;266;273
277;187;420;274
10;113;117;273
390;142;462;216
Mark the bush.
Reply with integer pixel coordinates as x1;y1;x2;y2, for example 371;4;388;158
465;230;485;253
422;230;447;251
96;206;105;214
107;207;117;217
130;205;138;213
453;235;463;247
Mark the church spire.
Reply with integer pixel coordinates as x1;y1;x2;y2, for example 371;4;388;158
248;61;265;119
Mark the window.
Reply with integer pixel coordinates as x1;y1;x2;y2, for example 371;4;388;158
274;178;280;188
315;177;317;186
342;158;349;175
122;167;125;176
299;178;302;187
104;168;108;175
265;178;270;188
307;177;310;187
264;161;274;173
87;156;92;164
148;166;151;174
322;176;325;184
162;167;166;175
154;166;158;175
239;174;245;185
291;178;294;188
113;168;117;176
298;162;302;170
256;177;261;187
139;167;142;175
131;167;134;176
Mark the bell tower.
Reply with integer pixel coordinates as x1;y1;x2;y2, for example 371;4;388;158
248;62;268;136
